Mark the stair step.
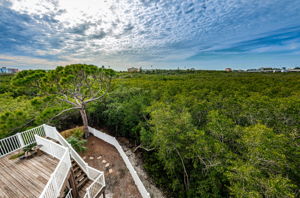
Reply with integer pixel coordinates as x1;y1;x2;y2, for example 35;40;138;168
73;166;80;173
76;174;86;183
72;161;77;166
75;170;84;178
78;180;93;198
77;177;89;190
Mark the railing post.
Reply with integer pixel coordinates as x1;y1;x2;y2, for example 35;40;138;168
42;124;48;137
17;133;25;148
88;187;92;198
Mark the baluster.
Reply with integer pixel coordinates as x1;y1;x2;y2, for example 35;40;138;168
17;133;25;148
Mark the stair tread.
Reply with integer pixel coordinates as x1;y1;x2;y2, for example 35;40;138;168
77;177;89;190
73;166;80;172
76;174;87;183
71;157;92;196
78;180;93;198
75;170;84;178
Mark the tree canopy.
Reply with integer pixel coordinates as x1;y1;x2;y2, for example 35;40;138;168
12;64;115;137
1;70;299;197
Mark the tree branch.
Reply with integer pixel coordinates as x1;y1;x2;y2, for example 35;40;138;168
47;107;81;122
83;90;108;104
133;144;155;152
175;148;190;190
58;97;78;107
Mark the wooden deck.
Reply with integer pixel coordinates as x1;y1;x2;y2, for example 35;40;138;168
0;151;58;198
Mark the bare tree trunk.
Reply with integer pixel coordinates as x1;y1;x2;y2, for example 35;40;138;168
80;108;89;138
175;148;189;191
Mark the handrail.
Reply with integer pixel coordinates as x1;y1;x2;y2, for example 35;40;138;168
36;135;71;198
0;124;105;198
0;125;45;157
43;124;89;173
65;189;72;198
42;125;105;198
85;173;105;198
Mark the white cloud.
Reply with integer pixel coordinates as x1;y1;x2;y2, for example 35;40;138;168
0;54;71;69
1;0;300;69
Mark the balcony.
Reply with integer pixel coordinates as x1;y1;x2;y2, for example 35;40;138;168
0;151;58;197
0;125;105;198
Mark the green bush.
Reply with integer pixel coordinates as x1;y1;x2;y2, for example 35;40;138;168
67;136;87;153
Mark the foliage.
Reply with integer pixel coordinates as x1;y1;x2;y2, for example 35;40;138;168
67;136;87;153
61;127;84;139
11;64;116;136
23;143;37;152
1;70;300;197
0;74;13;94
88;71;300;197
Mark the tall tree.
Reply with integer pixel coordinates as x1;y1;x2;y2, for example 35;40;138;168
13;64;115;137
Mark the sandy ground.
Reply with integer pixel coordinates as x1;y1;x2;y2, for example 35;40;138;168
81;136;142;198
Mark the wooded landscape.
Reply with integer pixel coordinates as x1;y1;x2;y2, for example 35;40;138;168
0;65;299;197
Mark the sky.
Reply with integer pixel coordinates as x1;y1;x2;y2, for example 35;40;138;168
0;0;300;71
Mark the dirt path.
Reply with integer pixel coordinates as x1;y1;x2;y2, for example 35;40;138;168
81;136;142;198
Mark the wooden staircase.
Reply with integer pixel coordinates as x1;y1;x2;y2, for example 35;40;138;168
71;159;104;198
45;137;96;198
71;159;90;192
78;180;93;198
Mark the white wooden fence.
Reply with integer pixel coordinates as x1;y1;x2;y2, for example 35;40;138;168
0;124;146;198
88;127;151;198
0;125;45;157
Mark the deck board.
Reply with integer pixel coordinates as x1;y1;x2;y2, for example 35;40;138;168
0;151;58;198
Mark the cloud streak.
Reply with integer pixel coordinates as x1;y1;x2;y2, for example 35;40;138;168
0;0;300;70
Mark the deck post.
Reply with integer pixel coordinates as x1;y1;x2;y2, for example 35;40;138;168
70;172;79;198
17;133;25;148
102;187;106;198
42;124;48;137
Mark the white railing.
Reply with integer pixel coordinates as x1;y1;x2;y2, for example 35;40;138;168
80;166;105;198
88;127;150;198
86;166;103;181
42;125;105;198
0;124;105;198
65;189;72;198
43;125;90;173
0;125;45;157
35;135;66;159
21;125;45;146
85;173;105;198
35;135;71;198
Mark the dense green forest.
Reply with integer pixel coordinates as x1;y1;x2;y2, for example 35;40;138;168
0;69;299;197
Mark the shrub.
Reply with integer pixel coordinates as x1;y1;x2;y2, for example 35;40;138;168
67;136;87;153
61;127;84;139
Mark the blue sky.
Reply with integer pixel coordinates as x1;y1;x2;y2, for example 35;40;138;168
0;0;300;70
